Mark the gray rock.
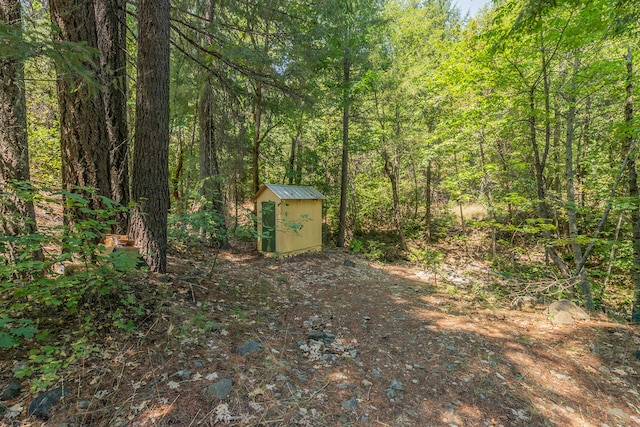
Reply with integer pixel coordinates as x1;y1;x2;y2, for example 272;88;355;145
308;331;336;343
177;370;192;379
236;339;263;356
193;360;204;368
27;387;68;420
342;396;358;411
389;380;404;390
553;310;574;325
1;380;20;401
207;379;233;399
634;349;640;360
545;299;590;323
79;400;90;410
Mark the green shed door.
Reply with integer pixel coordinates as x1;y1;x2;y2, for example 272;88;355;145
261;201;276;252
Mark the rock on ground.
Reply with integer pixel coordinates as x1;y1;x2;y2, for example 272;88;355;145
545;299;590;324
27;387;68;420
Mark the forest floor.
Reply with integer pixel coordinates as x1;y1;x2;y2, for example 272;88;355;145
2;240;640;426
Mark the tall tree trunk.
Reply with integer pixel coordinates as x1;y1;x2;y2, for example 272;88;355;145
0;0;40;261
198;0;228;248
252;81;263;195
337;53;350;248
565;54;593;311
50;0;111;221
94;0;129;233
128;0;170;273
199;84;228;248
625;48;640;323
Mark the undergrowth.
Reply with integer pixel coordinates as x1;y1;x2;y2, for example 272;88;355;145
0;183;151;391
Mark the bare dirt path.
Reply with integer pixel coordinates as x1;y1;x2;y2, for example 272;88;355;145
2;246;640;426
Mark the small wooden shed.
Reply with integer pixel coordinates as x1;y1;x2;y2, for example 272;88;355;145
254;184;326;256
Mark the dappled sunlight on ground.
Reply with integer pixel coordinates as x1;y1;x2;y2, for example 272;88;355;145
3;245;639;426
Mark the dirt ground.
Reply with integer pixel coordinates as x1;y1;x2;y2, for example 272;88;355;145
2;243;640;426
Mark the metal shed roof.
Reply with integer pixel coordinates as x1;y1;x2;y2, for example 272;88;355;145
258;184;326;200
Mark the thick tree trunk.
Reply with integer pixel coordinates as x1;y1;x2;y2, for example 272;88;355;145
337;54;350;248
50;0;111;221
94;0;130;233
565;55;593;311
128;0;170;273
0;0;40;261
625;48;640;323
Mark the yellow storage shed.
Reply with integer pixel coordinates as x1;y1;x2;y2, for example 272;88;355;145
254;184;326;256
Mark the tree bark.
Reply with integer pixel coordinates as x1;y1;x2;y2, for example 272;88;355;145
199;84;229;248
337;52;350;248
0;0;40;261
49;0;112;221
252;81;263;195
624;48;640;323
128;0;170;273
94;0;130;233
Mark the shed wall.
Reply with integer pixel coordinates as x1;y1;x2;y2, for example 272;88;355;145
255;188;323;256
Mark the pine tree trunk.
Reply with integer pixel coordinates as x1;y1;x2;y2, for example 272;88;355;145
95;0;130;233
337;53;350;248
50;0;111;221
199;83;228;248
128;0;170;273
252;81;263;195
0;0;40;260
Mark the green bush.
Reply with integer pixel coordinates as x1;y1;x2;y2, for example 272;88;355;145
0;184;145;390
